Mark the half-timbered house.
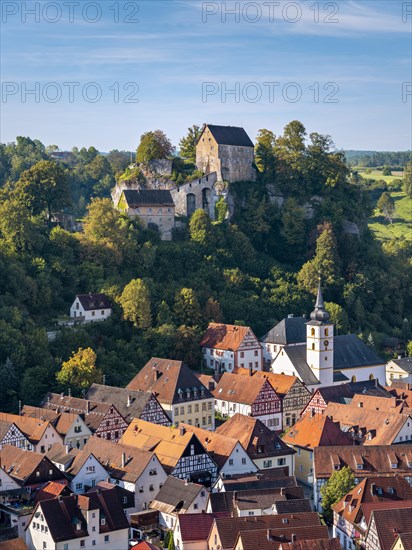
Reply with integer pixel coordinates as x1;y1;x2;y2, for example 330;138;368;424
121;420;218;487
213;372;282;431
0;413;63;453
0;420;31;450
21;406;92;450
85;384;171;426
232;368;311;427
42;393;128;442
201;323;263;377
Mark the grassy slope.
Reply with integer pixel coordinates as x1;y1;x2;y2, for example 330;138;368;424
369;191;412;242
356;168;404;184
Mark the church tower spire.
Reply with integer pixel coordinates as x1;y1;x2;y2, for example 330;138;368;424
306;282;334;386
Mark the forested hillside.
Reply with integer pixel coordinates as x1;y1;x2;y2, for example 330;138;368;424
0;124;411;413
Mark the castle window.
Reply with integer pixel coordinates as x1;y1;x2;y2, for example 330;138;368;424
311;328;315;336
312;343;315;351
325;328;329;336
324;356;328;361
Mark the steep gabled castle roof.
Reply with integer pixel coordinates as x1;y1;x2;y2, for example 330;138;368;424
198;125;254;148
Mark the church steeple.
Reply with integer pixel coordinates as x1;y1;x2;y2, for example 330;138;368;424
310;281;330;323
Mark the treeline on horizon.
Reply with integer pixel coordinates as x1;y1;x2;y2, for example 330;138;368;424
343;149;411;168
0;123;411;413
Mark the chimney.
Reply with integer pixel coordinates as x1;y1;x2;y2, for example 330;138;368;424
154;370;160;381
280;487;286;497
358;402;363;408
370;483;376;496
127;395;132;407
121;452;126;468
266;529;274;542
291;534;297;542
288;314;294;318
60;392;64;399
180;426;186;437
233;491;237;503
86;400;91;414
65;443;71;454
249;364;253;377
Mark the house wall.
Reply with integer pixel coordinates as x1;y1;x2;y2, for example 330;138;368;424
338;364;386;387
93;407;128;442
332;511;363;550
118;198;175;241
33;423;63;454
392;416;412;444
0;468;20;492
112;455;167;512
70;298;112;323
65;416;92;449
219;443;258;478
364;516;380;550
171;398;215;431
386;361;412;385
70;454;109;493
252;452;294;474
289;446;313;485
0;424;31;450
215;399;251;419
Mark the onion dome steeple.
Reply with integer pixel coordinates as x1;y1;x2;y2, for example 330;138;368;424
310;281;330;323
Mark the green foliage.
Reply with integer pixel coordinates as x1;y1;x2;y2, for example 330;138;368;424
320;466;355;523
56;347;101;392
119;279;152;329
215;196;228;222
324;302;349;334
174;288;202;327
14;160;70;223
297;224;343;296
382;166;392;176
377;192;395;224
179;125;201;162
136;130;174;163
281;198;306;247
189;209;213;246
407;341;412;357
403;162;412;198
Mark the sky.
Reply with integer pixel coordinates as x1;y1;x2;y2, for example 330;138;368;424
1;0;411;151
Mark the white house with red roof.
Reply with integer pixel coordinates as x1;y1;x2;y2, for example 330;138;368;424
200;323;262;378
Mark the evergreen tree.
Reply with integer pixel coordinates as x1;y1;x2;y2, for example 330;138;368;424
157;300;174;326
178;125;201;162
174;288;202;326
297;226;342;295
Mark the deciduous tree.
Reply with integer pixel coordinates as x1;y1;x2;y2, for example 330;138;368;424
136;130;174;163
377;191;395;224
56;347;101;391
320;466;355;523
119;279;152;329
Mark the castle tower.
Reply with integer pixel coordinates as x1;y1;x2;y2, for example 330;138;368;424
306;283;334;387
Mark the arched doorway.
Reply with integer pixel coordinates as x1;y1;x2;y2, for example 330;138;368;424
202;187;211;216
186;193;196;217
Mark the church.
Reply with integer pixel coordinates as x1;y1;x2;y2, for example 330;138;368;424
263;285;386;390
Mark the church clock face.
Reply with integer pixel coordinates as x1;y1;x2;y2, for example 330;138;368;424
324;340;329;347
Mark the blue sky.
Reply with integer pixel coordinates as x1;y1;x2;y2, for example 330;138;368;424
1;0;411;151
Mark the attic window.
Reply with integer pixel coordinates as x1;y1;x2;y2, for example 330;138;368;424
334;464;340;471
101;518;106;526
391;463;398;469
388;487;396;495
356;463;363;470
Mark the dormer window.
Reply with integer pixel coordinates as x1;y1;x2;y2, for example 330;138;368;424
101;518;106;526
334;464;340;471
391;463;398;469
357;463;363;470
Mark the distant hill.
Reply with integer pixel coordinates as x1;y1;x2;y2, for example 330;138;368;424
343;150;411;168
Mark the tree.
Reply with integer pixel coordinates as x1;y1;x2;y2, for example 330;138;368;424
297;226;342;295
407;340;412;357
215;196;228;222
0;197;45;253
281;198;306;247
56;347;101;391
174;288;202;326
320;466;355;523
179;125;201;162
377;192;395;224
401;317;411;345
157;300;173;326
255;129;276;181
382;166;392;176
119;279;152;329
324;302;349;334
367;332;375;349
168;531;176;550
136;130;174;163
403;162;412;198
189;209;213;246
15;160;70;223
204;298;223;323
